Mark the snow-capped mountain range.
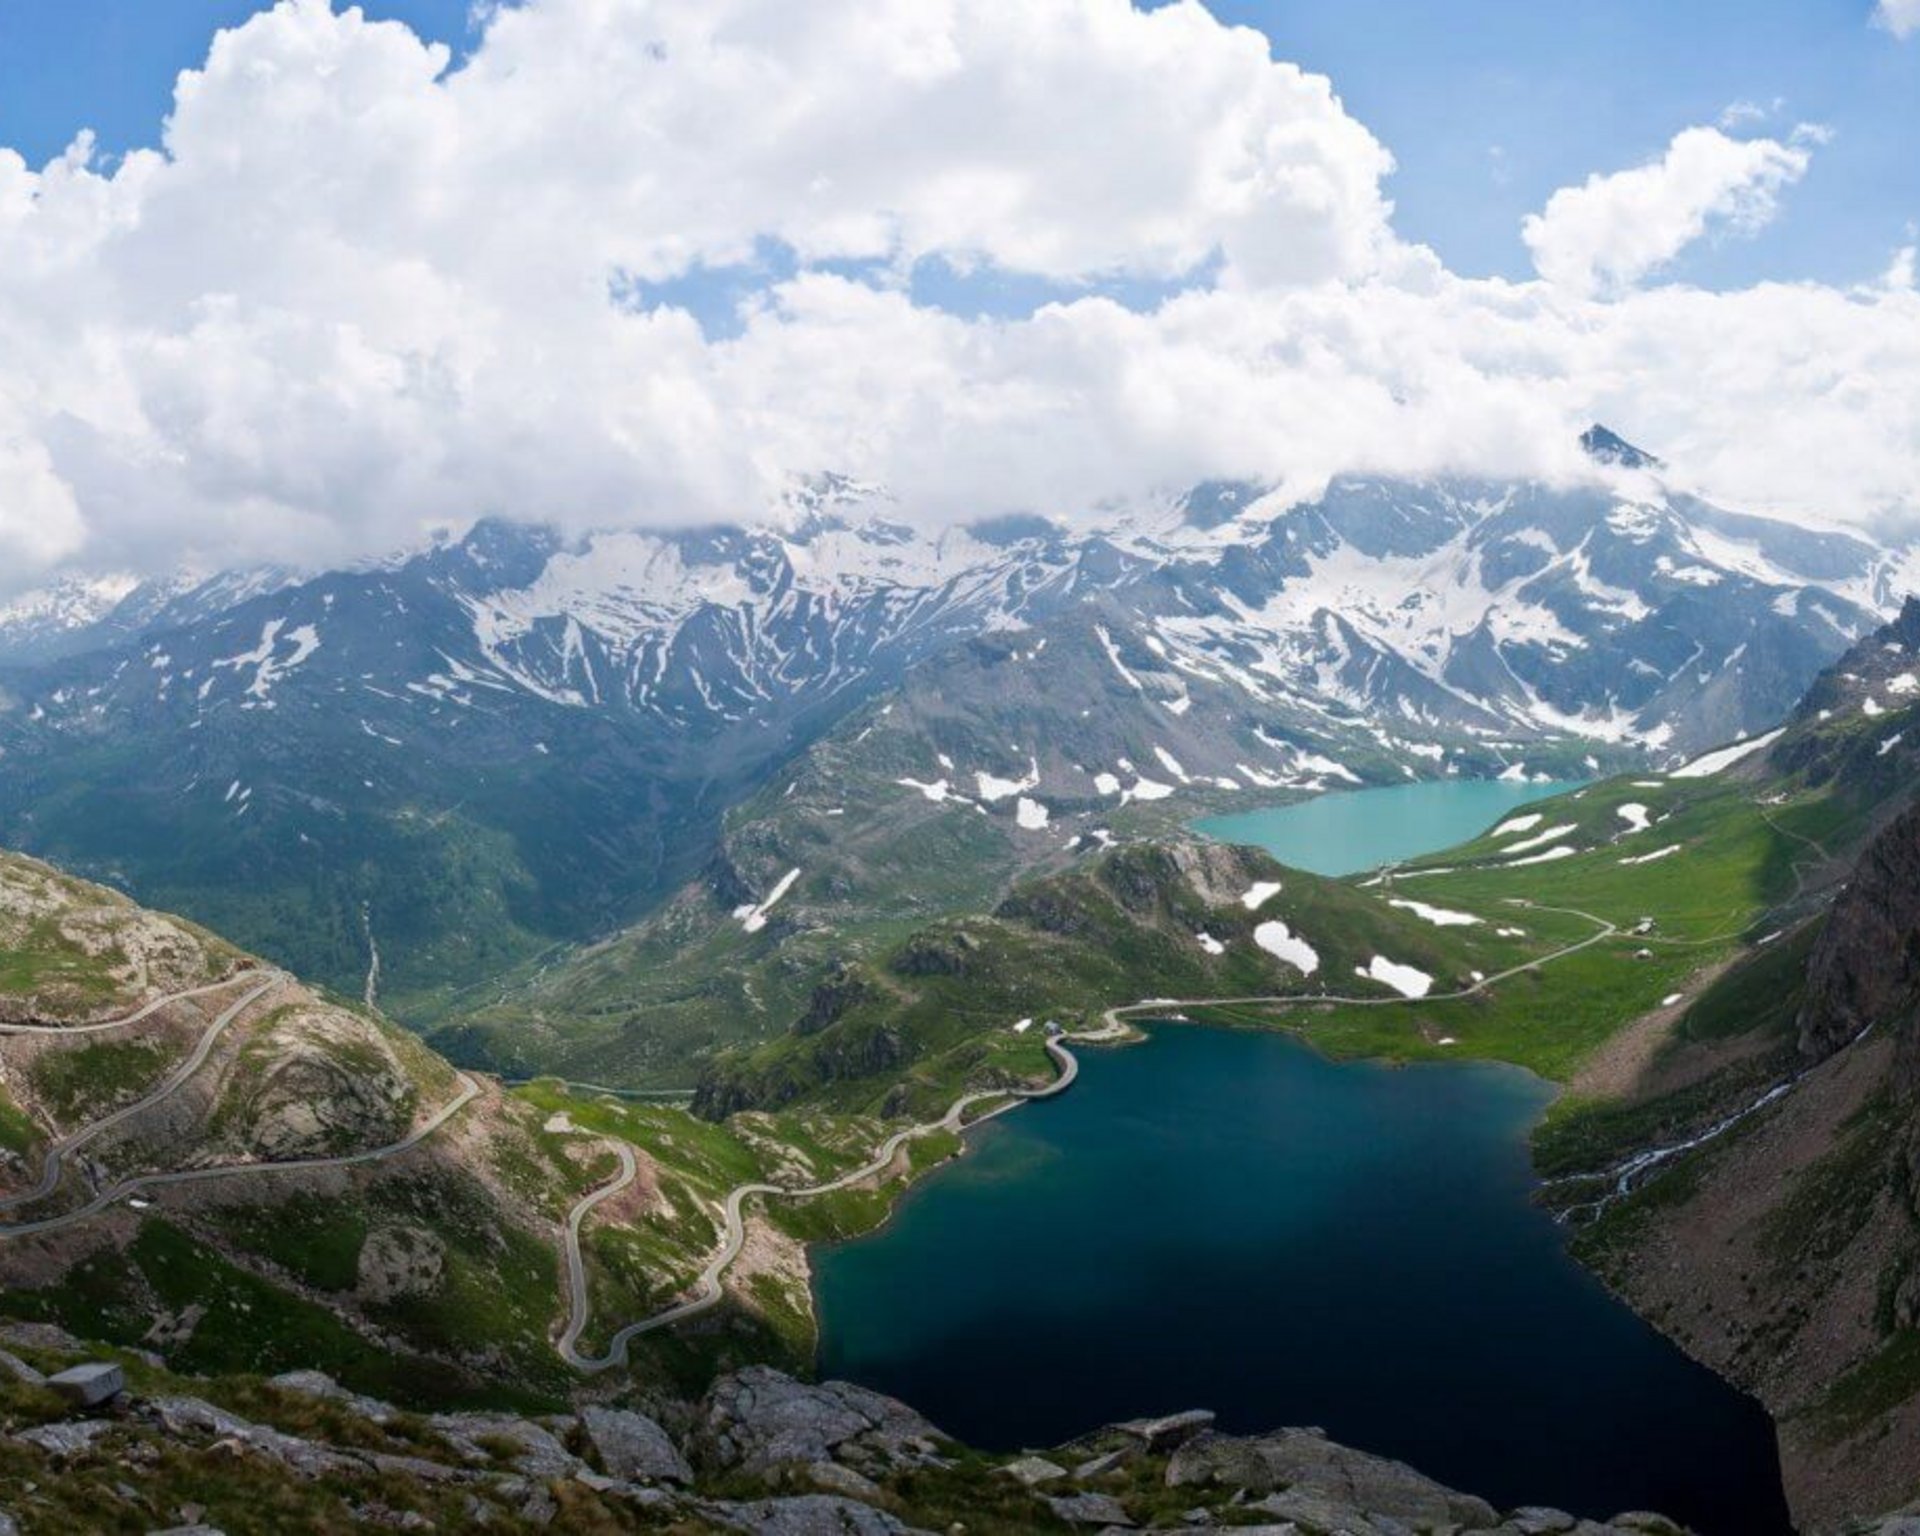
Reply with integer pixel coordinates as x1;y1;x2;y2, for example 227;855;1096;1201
0;430;1910;1007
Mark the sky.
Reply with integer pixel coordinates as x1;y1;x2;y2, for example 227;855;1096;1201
0;0;1916;586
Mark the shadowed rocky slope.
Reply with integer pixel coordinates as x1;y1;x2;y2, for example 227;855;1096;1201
0;1331;1718;1535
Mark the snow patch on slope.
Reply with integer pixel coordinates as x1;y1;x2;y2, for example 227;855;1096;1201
736;868;801;934
1254;920;1319;974
1357;955;1433;998
1241;881;1284;911
1672;729;1784;778
1388;898;1479;928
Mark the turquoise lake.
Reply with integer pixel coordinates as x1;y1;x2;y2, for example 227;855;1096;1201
813;783;1791;1533
1195;777;1580;875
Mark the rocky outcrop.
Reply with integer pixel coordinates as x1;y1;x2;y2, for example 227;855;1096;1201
233;1008;416;1158
579;1405;692;1486
792;962;877;1038
353;1224;446;1304
0;1338;1709;1535
692;1017;912;1119
694;1366;946;1478
1166;1427;1499;1527
702;1494;923;1534
889;931;980;978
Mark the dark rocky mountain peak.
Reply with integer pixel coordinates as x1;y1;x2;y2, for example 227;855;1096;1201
1581;423;1663;471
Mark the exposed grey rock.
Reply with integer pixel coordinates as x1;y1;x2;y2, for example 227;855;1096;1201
14;1419;114;1456
363;1450;479;1485
1047;1490;1135;1526
1505;1511;1578;1535
345;1505;433;1532
1165;1527;1297;1536
144;1395;365;1479
1174;1428;1497;1531
598;1483;680;1513
518;1484;559;1526
1606;1518;1685;1535
143;1304;206;1351
45;1360;126;1407
0;1321;85;1354
1073;1448;1133;1481
355;1224;447;1304
1165;1434;1276;1494
1248;1487;1384;1536
702;1494;927;1535
0;1347;45;1385
699;1367;945;1477
428;1411;582;1481
267;1369;398;1425
580;1404;692;1485
148;1396;255;1439
808;1461;885;1502
1115;1408;1215;1454
998;1454;1069;1487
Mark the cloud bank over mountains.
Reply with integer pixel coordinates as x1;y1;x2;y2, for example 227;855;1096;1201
1878;0;1920;41
1;0;1917;589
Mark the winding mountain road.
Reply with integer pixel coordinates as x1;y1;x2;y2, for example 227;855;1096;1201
0;903;1627;1364
0;972;287;1214
0;1073;482;1240
1758;801;1838;910
557;902;1624;1370
0;968;483;1239
558;1031;1108;1372
0;969;275;1038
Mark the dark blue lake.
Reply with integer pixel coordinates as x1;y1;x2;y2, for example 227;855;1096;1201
814;1025;1790;1535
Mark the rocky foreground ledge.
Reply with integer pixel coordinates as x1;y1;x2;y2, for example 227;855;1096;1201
0;1323;1911;1534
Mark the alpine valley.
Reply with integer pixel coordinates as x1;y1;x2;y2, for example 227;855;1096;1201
0;434;1908;1033
6;434;1920;1535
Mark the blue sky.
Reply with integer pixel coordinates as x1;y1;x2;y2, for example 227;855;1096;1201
2;0;1913;298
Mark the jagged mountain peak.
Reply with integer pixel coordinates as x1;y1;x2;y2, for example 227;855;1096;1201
1580;423;1663;471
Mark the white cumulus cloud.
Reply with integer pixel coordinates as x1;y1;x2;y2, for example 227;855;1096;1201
1521;126;1812;296
0;0;1914;593
1876;0;1920;39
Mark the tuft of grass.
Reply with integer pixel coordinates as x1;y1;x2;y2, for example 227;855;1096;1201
1810;1329;1920;1442
0;1087;38;1155
205;1195;370;1294
29;1038;180;1124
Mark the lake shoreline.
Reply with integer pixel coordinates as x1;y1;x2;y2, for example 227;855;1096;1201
802;787;1789;1528
812;1022;1791;1535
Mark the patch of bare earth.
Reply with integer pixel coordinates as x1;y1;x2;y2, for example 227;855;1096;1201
726;1212;813;1329
1570;955;1794;1107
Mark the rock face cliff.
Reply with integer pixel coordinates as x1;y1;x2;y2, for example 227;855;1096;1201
1798;797;1920;1070
1575;791;1920;1532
